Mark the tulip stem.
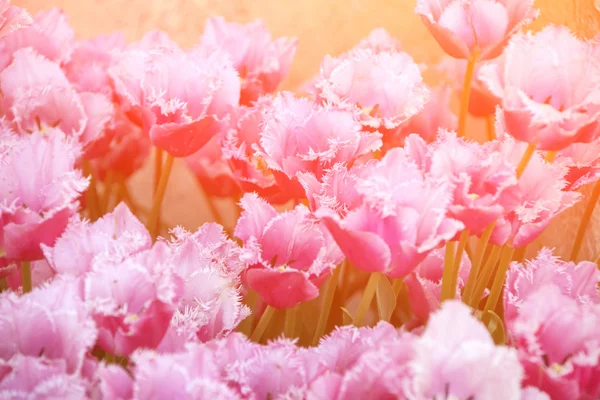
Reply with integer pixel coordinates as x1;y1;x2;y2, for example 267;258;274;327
284;306;298;338
118;177;137;214
0;278;7;292
513;246;527;263
250;305;276;343
237;290;258;336
481;246;515;323
451;229;470;297
21;261;32;293
516;143;536;179
457;52;479;138
100;170;114;214
486;115;495;141
147;153;174;240
440;241;457;302
462;222;495;302
354;272;382;326
570;180;600;261
544;151;557;162
392;278;405;297
154;148;163;193
312;262;343;345
82;161;100;221
198;180;223;226
468;244;502;307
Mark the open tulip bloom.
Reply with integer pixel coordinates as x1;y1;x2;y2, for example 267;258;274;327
2;1;600;399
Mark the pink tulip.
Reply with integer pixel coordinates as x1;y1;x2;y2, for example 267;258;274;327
384;85;457;149
504;248;600;324
0;355;88;399
110;46;240;157
298;163;364;216
353;28;402;54
42;203;152;277
0;0;31;39
0;48;86;137
89;110;151;181
480;26;600;150
201;17;297;105
557;138;600;190
314;48;429;131
412;301;523;399
132;345;239;399
185;133;241;198
234;193;343;309
222;96;284;202
156;223;249;345
78;92;116;160
405;131;520;236
133;30;179;51
64;33;127;95
84;245;183;356
318;148;463;278
489;130;581;247
257;92;382;198
0;130;88;262
308;323;415;399
416;0;538;60
0;7;75;70
0;277;97;374
90;364;133;400
508;285;600;399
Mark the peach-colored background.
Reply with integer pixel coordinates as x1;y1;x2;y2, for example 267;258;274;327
15;0;600;259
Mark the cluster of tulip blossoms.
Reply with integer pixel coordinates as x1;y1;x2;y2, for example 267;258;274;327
2;0;600;398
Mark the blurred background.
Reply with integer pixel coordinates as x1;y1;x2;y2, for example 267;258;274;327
14;0;600;258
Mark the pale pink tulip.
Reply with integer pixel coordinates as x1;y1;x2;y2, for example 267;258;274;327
354;28;402;53
0;355;88;399
315;48;429;130
132;345;238;399
509;285;600;400
0;130;88;262
0;277;97;374
405;131;520;236
0;7;74;70
412;301;523;399
489;130;581;247
318;148;463;278
157;224;249;344
0;0;31;39
480;26;600;150
64;33;127;95
504;248;600;324
201;16;297;105
0;48;86;137
416;0;538;60
257;92;382;197
42;203;151;277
